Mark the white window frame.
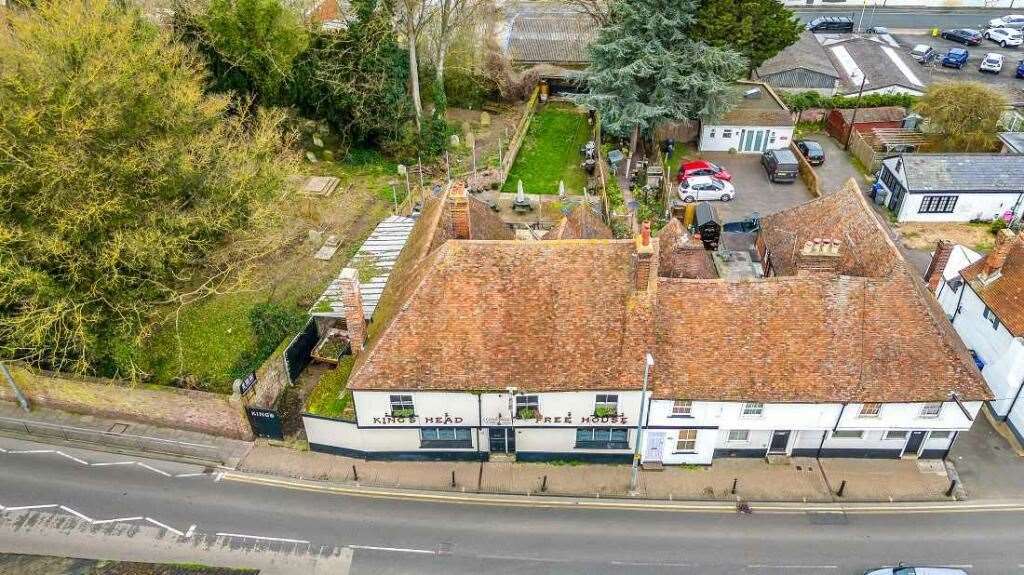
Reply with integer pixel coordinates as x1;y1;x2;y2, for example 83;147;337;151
920;402;943;418
884;430;909;440
671;400;693;417
741;402;764;417
929;430;953;439
727;430;750;443
389;394;415;417
983;306;1000;330
832;430;864;439
594;394;618;414
859;403;881;418
675;429;698;453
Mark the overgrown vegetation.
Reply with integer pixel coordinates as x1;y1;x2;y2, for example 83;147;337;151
781;91;917;113
502;104;591;195
0;0;296;377
914;82;1008;152
305;356;356;418
694;0;802;69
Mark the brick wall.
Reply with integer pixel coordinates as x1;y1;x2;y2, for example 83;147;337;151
0;362;253;440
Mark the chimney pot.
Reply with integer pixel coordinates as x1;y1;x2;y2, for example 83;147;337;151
924;239;954;291
797;237;842;275
641;221;651;247
449;181;471;240
983;229;1017;278
339;267;366;354
634;221;655;291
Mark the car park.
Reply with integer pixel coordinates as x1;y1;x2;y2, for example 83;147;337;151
760;148;799;184
989;14;1024;30
676;159;732;183
678;176;735;202
864;566;969;575
941;28;983;45
980;53;1004;73
806;16;854;32
795;140;825;166
942;48;970;68
911;44;938;64
984;27;1023;47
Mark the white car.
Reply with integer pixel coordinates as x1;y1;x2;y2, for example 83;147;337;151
864;567;968;575
984;27;1023;47
678;176;735;202
980;52;1004;73
989;14;1024;29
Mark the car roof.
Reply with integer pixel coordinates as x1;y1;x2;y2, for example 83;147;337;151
985;52;1003;58
948;47;968;53
912;44;932;50
801;140;824;149
683;176;717;184
963;28;980;33
683;160;712;168
769;148;798;161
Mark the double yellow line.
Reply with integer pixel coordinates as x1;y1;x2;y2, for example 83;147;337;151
222;473;1024;515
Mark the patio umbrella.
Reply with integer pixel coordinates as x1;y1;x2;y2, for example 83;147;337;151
516;180;526;204
558;180;565;198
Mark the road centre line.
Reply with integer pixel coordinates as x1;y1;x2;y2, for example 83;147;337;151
216;532;310;544
145;517;184;536
748;565;839;569
1;446;207;478
350;544;436;555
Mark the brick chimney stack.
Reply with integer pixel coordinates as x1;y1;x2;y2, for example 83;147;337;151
924;240;954;292
796;237;842;275
982;229;1017;279
449;181;471;240
634;221;654;291
339;267;366;354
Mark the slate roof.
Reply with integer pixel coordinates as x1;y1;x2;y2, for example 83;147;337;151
961;232;1024;336
310;216;415;319
543;203;613;240
716;84;793;127
507;16;596;65
757;31;840;79
999;132;1024;154
894;154;1024;193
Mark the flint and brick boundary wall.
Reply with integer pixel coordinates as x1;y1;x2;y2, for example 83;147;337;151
790;140;822;198
0;362;253;440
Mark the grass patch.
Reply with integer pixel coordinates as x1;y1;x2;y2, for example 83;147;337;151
502;103;590;195
305;355;356;419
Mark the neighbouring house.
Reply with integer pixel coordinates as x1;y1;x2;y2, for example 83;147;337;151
752;31;841;96
301;179;988;464
824;106;908;142
542;203;613;240
999;132;1024;154
504;14;595;92
819;35;927;97
928;231;1024;445
698;82;794;154
875;154;1024;223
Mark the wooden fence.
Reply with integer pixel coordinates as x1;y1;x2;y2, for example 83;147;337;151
790;141;822;198
497;85;541;191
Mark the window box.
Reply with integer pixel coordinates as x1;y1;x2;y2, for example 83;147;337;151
391;408;415;418
593;406;618;418
516;407;538;420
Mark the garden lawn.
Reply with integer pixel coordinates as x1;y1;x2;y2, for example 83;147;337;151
502;103;590;195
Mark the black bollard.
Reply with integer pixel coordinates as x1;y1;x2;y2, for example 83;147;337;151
946;479;957;497
837;480;846;497
352;465;358;481
451;470;456;488
731;478;738;495
541;475;548;492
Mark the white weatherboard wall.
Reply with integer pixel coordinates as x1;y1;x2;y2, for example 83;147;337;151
898;192;1024;223
698;125;794;153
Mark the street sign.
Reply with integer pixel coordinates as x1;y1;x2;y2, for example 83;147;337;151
246;406;283;440
239;372;258;396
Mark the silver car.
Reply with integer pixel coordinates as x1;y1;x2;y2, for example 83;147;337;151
865;566;969;575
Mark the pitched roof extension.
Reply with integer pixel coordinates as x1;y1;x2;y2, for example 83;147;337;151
757;31;840;79
961;233;1024;336
894;154;1024;193
543;203;613;240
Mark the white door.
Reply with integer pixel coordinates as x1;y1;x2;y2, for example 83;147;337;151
643;432;666;462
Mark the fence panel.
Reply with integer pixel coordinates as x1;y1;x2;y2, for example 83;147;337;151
284;319;319;383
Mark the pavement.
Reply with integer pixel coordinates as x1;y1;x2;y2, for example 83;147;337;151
791;6;1010;31
6;436;1024;574
950;409;1024;500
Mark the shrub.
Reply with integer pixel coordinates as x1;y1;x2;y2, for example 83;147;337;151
230;303;306;378
991;218;1008;234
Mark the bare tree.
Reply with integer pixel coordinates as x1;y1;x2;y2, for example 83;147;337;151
396;0;433;130
565;0;609;25
429;0;487;95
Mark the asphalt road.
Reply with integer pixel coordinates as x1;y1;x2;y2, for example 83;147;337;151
793;7;1011;31
2;438;1024;574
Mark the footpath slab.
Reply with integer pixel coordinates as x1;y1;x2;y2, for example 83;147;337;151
239;444;957;502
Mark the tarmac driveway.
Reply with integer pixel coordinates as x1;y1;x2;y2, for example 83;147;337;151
799;133;870;195
680;152;815;223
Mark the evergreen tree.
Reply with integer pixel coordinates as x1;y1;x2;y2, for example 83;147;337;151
694;0;802;70
576;0;747;137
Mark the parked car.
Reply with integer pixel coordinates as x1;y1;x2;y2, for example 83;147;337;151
941;28;983;45
911;44;937;64
676;160;732;183
989;14;1024;30
864;566;969;575
980;52;1004;73
722;213;760;233
795;140;825;166
866;26;889;34
806;16;854;32
678;176;735;202
942;48;970;68
1017;59;1024;78
984;27;1023;47
760;149;799;184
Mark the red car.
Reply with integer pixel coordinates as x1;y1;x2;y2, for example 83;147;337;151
676;160;732;183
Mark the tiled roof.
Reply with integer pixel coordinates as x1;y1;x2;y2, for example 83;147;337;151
656;219;718;279
309;216;415;319
896;154;1024;193
507;16;596;65
832;106;907;124
758;182;900;277
345;179;989;403
348;240;653;392
961;233;1024;336
717;84;793;127
757;31;840;79
543;203;613;240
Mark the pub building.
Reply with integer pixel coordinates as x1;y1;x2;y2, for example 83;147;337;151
302;181;989;464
